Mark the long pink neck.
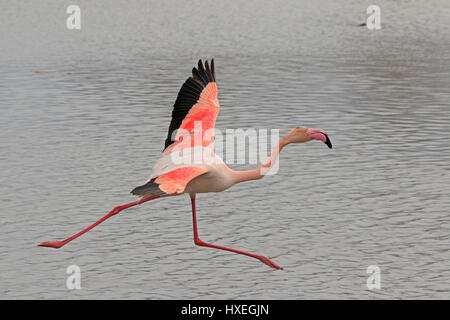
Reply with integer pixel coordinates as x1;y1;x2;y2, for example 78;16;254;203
230;137;289;184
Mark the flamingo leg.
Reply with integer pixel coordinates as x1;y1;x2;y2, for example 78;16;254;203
38;195;160;248
190;197;283;270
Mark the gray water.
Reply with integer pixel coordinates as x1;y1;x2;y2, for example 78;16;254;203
1;0;449;299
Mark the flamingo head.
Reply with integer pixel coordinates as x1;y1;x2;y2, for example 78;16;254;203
284;127;332;148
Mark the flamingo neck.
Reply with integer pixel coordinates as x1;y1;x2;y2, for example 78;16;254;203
230;137;289;184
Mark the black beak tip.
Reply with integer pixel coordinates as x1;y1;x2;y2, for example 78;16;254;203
325;135;332;149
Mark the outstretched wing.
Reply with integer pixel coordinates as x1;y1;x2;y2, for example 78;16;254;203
132;59;220;197
164;59;219;151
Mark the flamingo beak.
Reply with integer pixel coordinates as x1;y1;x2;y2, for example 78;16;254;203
307;129;332;149
324;133;332;149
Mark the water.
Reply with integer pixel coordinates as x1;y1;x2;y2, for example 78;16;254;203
1;0;449;299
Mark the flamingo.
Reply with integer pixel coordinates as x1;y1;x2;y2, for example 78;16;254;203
39;59;332;270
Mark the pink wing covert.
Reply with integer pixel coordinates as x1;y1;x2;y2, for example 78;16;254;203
155;167;208;195
172;82;219;151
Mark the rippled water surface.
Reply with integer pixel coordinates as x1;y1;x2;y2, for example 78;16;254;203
1;0;449;299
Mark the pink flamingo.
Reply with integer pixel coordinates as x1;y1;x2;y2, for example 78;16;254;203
39;59;332;270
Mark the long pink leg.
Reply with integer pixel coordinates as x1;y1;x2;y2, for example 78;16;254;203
38;195;160;248
190;197;283;270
